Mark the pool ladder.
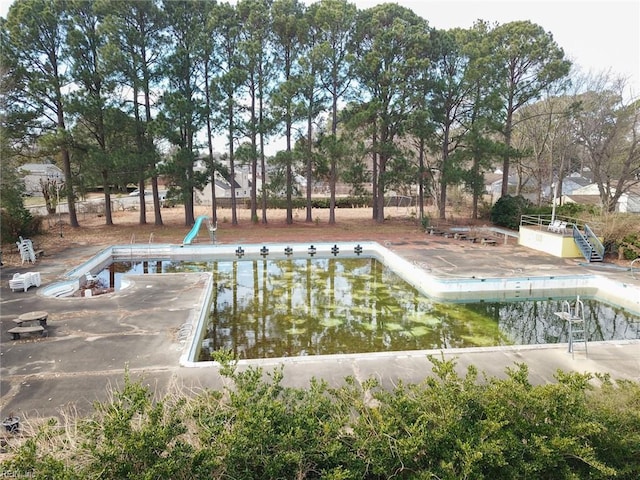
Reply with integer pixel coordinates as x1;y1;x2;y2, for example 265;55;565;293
128;233;155;259
561;296;588;359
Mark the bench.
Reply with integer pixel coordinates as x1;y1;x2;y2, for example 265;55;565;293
481;238;498;246
8;325;46;340
14;311;48;326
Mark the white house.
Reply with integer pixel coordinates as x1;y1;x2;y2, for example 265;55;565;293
18;163;64;196
561;183;640;213
194;168;254;205
615;185;640;213
542;173;592;199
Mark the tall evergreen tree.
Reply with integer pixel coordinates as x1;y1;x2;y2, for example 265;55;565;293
353;3;430;223
66;0;116;225
297;2;328;223
4;0;79;227
310;0;357;224
100;0;167;226
422;27;472;221
271;0;306;225
237;0;274;225
158;0;207;226
212;2;246;226
486;20;570;198
199;0;220;224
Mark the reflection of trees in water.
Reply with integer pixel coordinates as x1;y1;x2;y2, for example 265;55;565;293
469;299;640;346
201;258;512;358
158;257;640;361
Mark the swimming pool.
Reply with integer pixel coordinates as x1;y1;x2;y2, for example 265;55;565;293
41;241;640;366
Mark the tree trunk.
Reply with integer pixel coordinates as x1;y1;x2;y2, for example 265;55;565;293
371;119;378;221
102;171;113;226
305;104;313;223
329;90;338;225
501;108;514;197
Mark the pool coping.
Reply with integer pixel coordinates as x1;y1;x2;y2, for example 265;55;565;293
38;241;640;368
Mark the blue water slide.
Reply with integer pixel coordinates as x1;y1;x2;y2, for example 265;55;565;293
183;215;209;245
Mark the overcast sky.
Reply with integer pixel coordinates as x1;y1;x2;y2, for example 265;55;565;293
343;0;640;98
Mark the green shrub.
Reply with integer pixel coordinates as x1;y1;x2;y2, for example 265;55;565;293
490;195;532;230
620;233;640;260
4;359;640;479
556;202;600;217
263;196;372;211
0;208;42;244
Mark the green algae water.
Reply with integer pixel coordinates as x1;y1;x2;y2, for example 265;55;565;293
192;258;639;361
101;258;640;361
198;257;511;360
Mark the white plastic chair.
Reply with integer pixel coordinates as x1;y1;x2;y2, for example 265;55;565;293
9;272;41;292
547;220;560;232
557;221;568;234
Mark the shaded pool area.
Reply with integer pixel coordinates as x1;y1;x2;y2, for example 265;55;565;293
40;242;640;367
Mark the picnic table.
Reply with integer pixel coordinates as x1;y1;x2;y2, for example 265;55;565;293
8;311;48;340
16;310;48;326
427;227;446;236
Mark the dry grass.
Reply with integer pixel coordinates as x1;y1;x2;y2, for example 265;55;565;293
2;205;440;268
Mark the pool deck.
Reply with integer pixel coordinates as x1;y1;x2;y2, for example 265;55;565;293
1;238;639;421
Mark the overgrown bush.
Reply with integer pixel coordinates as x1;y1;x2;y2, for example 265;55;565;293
619;233;640;260
0;208;42;244
555;202;600;218
490;195;532;230
3;357;640;479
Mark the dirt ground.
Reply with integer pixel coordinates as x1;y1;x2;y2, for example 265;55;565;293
5;201;634;268
3;204;458;268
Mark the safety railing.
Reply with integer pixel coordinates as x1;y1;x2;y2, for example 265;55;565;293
584;224;605;259
572;225;593;260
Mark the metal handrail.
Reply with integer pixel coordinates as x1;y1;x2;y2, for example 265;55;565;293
519;214;603;232
584;224;605;259
572;225;593;261
631;258;639;280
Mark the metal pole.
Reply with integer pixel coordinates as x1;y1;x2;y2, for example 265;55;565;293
57;183;63;237
551;181;557;223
